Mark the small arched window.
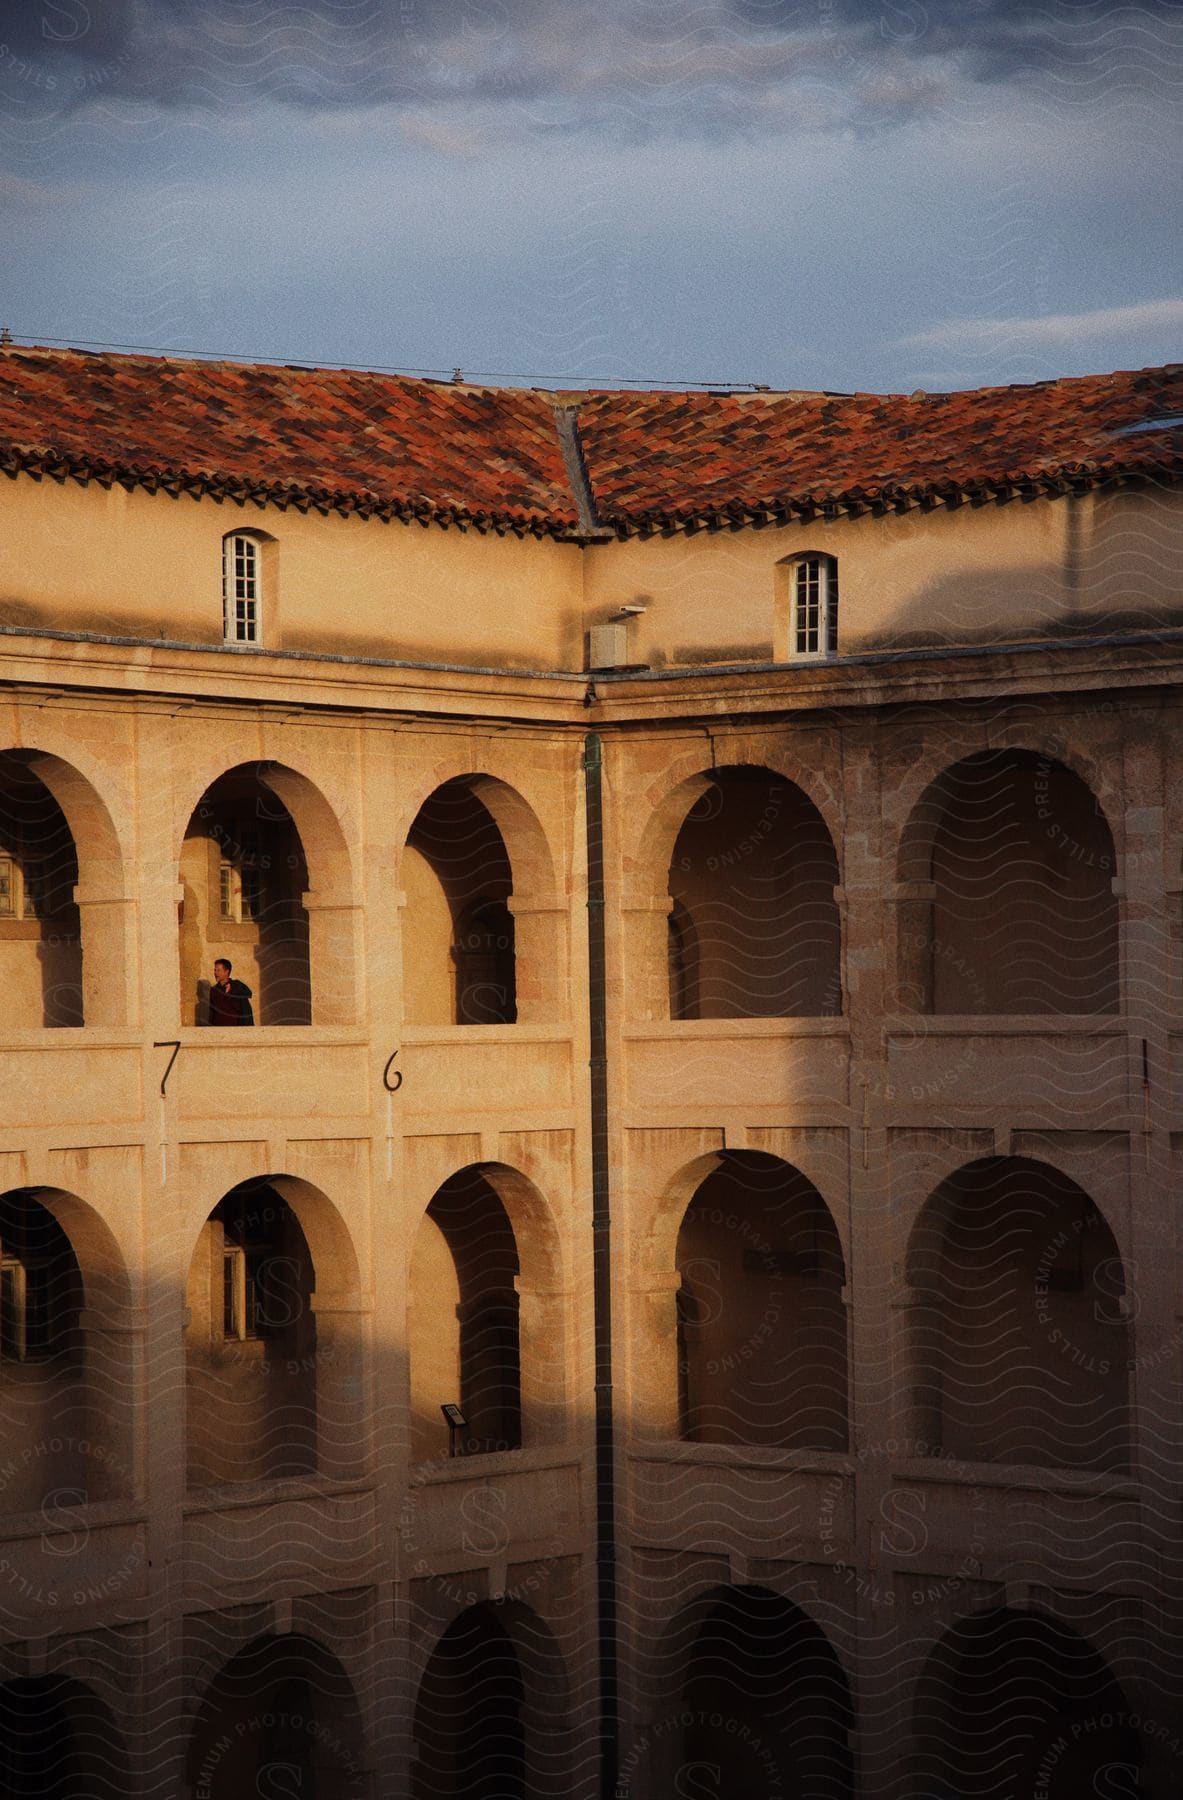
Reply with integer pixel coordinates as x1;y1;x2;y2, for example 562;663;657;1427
784;553;838;659
222;532;264;645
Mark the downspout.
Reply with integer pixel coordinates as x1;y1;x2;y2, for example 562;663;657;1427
584;729;620;1799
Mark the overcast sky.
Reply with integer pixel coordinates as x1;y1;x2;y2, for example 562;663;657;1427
0;0;1179;391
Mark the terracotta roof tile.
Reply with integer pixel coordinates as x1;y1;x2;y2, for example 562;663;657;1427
573;366;1183;530
0;346;577;533
0;345;1179;538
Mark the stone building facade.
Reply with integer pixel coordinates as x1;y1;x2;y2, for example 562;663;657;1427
0;344;1180;1796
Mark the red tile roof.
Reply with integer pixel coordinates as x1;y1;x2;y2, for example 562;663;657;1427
0;344;1179;538
574;364;1183;531
0;346;578;534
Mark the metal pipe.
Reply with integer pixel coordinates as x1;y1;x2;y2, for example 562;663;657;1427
584;729;620;1799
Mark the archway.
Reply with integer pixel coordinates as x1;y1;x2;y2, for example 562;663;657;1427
410;1168;521;1459
645;1586;853;1798
184;1174;363;1487
179;761;355;1026
0;1186;133;1512
675;1152;848;1451
412;1600;570;1799
0;1674;127;1797
409;1163;566;1460
897;749;1118;1013
402;778;527;1026
185;1633;369;1799
912;1608;1138;1798
665;765;841;1018
905;1157;1130;1470
0;748;129;1027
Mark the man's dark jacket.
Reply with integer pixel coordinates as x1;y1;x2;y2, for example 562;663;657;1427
209;978;254;1026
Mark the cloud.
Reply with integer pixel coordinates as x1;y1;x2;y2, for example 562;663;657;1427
905;298;1183;352
0;0;1177;137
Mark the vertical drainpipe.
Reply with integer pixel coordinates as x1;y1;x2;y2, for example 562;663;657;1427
584;728;620;1799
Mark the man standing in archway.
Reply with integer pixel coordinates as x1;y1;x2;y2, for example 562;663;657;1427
208;958;254;1026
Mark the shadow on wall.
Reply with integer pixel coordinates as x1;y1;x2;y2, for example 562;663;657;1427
0;1151;1164;1797
850;490;1183;653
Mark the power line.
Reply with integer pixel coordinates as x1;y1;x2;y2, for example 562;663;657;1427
0;328;772;392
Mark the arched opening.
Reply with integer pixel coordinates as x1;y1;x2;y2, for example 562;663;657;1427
409;1168;522;1459
675;1152;848;1451
0;751;81;1026
0;1674;126;1797
652;1586;853;1798
184;1174;366;1488
402;779;518;1025
185;1633;369;1799
454;898;516;1026
180;765;313;1025
666;765;841;1019
912;1608;1138;1798
413;1604;524;1799
897;749;1118;1013
906;1157;1130;1470
0;750;125;1028
0;1187;131;1512
413;1601;570;1799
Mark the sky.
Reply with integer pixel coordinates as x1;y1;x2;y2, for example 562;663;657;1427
0;0;1179;393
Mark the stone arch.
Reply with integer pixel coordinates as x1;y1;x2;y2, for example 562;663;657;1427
630;749;844;886
409;1162;566;1459
177;759;357;1026
412;1598;572;1799
911;1605;1138;1798
903;1156;1130;1471
184;1172;365;1488
185;1631;370;1799
636;1584;854;1798
400;774;560;1026
0;1185;135;1512
0;747;131;1026
661;1151;848;1451
895;747;1119;1014
0;1672;128;1797
626;762;842;1021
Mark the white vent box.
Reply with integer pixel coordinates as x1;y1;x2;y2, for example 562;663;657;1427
588;622;629;669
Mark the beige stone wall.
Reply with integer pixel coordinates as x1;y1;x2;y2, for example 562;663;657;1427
582;483;1183;663
0;487;1179;1794
0;473;586;668
4;472;1181;682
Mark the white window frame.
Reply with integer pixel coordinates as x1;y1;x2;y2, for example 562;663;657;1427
788;554;838;660
217;826;264;923
222;532;263;645
222;1242;274;1341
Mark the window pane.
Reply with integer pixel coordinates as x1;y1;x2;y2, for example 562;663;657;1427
223;1247;242;1337
0;1263;22;1359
